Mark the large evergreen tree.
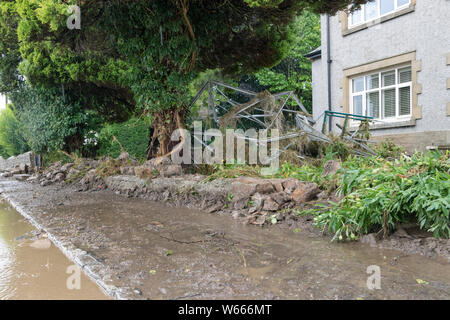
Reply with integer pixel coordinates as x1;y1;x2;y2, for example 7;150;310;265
0;0;367;158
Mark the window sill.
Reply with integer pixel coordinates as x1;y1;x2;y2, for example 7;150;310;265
349;118;416;131
343;4;415;37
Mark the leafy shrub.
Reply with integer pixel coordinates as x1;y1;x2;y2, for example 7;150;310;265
0;106;29;156
97;117;150;161
11;87;89;153
304;152;450;240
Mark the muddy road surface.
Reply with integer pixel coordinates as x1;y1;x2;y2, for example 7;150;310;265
0;179;449;300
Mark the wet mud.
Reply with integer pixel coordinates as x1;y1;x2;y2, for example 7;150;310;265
0;179;449;300
0;200;108;300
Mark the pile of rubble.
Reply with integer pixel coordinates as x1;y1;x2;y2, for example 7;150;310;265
1;152;184;191
228;176;325;225
103;173;332;226
1;152;339;226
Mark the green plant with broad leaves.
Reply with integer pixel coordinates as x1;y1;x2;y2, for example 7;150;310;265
285;152;450;240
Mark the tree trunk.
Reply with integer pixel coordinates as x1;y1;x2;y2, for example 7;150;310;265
147;107;186;160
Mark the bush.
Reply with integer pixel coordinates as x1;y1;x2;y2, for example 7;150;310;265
373;139;405;158
11;87;89;153
300;152;450;240
97;117;150;161
0;106;29;156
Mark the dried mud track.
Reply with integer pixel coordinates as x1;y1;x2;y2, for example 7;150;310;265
0;178;449;300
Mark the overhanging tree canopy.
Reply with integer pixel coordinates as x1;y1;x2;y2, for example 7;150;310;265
0;0;367;157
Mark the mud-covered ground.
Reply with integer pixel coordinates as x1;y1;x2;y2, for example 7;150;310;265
0;178;449;300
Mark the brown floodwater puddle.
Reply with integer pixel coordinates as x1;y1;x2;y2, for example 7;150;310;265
39;191;449;300
0;201;108;300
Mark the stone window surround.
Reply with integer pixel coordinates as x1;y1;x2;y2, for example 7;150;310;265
338;0;416;37
339;51;422;130
447;53;450;116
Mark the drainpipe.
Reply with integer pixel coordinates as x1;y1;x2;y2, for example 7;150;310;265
326;14;332;133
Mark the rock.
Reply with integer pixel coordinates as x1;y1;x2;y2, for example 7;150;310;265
317;191;327;200
11;169;22;175
270;192;291;205
393;227;412;238
121;166;136;176
255;181;275;194
60;163;74;173
269;179;284;193
52;172;65;183
14;174;31;181
117;152;131;162
231;177;258;200
1;172;12;178
80;169;97;185
160;164;183;177
40;180;52;187
282;179;299;194
249;193;265;211
232;211;246;219
291;182;320;204
233;198;248;210
29;238;52;249
18;163;28;174
248;206;258;214
263;198;279;211
252;213;267;226
206;202;224;213
322;160;341;177
67;168;81;180
26;174;40;182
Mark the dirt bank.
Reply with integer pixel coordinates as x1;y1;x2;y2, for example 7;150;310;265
0;177;449;300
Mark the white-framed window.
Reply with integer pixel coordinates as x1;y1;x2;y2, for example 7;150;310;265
350;65;412;123
348;0;411;27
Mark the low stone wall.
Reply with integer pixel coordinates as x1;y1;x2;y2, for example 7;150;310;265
0;151;35;172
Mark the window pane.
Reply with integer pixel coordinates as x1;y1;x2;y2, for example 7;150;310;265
397;0;409;7
366;74;379;89
398;67;411;83
399;86;411;115
380;0;395;15
365;0;379;20
353;95;363;115
353;77;364;92
367;92;380;118
382;71;395;87
383;88;396;118
351;8;362;24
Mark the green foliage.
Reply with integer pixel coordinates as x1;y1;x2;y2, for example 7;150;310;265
0;1;21;93
10;86;90;153
299;152;450;240
97;117;150;161
253;11;321;111
0;144;9;158
205;160;263;181
0;106;29;156
372;139;405;158
42;150;75;166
